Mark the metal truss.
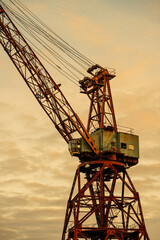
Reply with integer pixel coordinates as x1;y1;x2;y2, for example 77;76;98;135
0;5;99;155
62;161;150;240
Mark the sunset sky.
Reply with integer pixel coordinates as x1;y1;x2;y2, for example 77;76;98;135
0;0;160;239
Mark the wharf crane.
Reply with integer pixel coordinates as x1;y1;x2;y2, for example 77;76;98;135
0;2;150;240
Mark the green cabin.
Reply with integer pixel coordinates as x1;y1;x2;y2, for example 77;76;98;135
68;128;139;160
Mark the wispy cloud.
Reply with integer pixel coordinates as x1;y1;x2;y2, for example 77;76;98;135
0;0;159;239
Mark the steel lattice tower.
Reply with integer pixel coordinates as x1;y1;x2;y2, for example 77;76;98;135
62;66;150;240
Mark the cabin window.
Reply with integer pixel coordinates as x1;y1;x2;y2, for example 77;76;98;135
128;144;134;150
121;143;127;149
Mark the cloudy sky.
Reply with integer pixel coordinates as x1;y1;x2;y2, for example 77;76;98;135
0;0;160;239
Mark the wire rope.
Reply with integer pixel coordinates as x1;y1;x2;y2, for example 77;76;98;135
1;1;86;78
8;0;94;69
0;0;98;87
12;0;95;66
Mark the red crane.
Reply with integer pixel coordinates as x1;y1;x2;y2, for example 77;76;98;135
0;4;150;240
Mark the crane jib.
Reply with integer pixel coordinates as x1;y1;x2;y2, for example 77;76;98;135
0;5;99;156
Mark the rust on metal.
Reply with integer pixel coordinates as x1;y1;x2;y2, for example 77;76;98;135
62;161;150;240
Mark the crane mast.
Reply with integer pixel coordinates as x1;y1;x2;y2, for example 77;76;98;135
0;3;150;240
79;64;117;133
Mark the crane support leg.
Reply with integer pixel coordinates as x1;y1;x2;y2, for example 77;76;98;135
62;161;150;240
